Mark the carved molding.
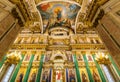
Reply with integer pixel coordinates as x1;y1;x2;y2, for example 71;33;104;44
11;8;24;26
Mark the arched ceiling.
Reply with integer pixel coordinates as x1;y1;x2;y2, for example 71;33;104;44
36;0;81;33
9;0;108;34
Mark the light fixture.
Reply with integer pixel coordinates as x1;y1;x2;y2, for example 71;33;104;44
95;52;110;64
5;51;22;64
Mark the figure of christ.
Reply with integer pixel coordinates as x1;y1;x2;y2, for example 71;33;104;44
93;70;100;82
29;72;36;82
69;70;75;82
81;71;88;82
17;73;24;82
56;71;62;82
54;9;70;27
56;9;62;21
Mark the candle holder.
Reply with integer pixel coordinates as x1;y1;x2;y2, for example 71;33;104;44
95;52;111;64
5;51;22;64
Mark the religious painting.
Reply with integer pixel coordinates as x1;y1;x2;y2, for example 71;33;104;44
56;70;62;82
77;55;83;61
45;54;51;62
79;68;89;82
37;1;81;33
68;69;76;82
16;73;24;82
66;54;73;62
34;55;40;61
16;68;27;82
28;68;38;82
29;72;36;82
41;69;50;82
81;71;88;82
92;69;101;82
86;55;93;61
24;55;31;61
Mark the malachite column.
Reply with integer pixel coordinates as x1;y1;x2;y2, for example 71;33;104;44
0;55;6;68
83;55;94;82
23;55;34;82
36;54;44;82
108;55;120;76
73;55;81;82
92;55;106;82
10;54;24;82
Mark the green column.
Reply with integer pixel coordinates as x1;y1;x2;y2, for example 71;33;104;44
108;55;120;76
92;55;106;82
36;54;44;82
23;55;34;82
10;54;25;82
83;55;94;82
73;55;81;82
0;55;6;68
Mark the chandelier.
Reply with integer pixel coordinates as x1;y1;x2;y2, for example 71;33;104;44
95;52;111;64
5;51;22;64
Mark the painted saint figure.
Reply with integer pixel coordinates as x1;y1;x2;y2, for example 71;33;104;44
17;73;24;82
69;70;75;82
93;70;100;82
25;55;30;61
56;71;62;82
35;55;39;61
45;54;50;62
67;54;73;62
81;71;88;82
78;55;82;61
56;9;62;20
56;71;61;80
87;55;92;61
42;71;49;82
29;72;36;82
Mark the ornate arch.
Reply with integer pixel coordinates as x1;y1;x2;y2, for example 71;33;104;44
50;52;67;61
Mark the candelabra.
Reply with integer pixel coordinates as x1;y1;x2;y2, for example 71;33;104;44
95;52;111;64
5;51;22;64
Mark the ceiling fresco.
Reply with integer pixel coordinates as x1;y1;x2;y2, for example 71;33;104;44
37;1;81;33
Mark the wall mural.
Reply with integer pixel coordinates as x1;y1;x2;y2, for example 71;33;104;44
37;1;81;33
